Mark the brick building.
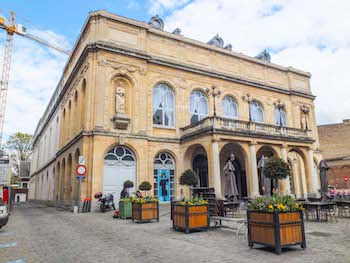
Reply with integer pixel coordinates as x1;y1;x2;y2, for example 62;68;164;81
318;119;350;189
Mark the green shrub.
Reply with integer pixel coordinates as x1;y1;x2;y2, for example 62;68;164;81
248;195;304;213
179;169;199;187
123;180;134;189
139;181;152;191
263;156;291;180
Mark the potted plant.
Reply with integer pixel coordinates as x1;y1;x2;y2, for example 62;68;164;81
119;196;133;219
119;180;134;219
172;170;209;233
132;181;159;223
247;195;306;254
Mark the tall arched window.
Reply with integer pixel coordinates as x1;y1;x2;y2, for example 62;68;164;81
222;96;238;119
250;101;264;123
153;152;175;202
153;83;175;127
274;108;287;126
190;90;209;124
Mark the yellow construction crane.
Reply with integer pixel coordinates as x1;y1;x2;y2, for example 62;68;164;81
0;11;70;148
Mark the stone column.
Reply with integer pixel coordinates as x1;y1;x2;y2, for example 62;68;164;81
211;140;222;198
281;146;291;195
249;143;260;197
308;149;320;196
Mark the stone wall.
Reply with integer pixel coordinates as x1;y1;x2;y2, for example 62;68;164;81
318;120;350;189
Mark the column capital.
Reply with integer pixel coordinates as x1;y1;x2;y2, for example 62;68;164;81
280;143;288;149
249;140;257;146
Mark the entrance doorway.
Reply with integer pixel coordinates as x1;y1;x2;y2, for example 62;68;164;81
192;154;209;187
153;152;175;202
103;146;136;207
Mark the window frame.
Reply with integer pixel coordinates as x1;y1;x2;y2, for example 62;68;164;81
250;101;264;123
222;96;238;119
274;107;287;127
152;83;175;128
190;90;209;124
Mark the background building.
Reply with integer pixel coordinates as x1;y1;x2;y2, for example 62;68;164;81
318;119;350;189
29;11;323;210
0;153;10;199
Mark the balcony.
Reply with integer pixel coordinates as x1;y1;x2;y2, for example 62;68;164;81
180;117;314;143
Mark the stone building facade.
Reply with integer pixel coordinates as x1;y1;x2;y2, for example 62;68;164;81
29;11;322;209
318;120;350;189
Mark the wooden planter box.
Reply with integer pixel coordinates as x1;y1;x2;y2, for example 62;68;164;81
172;204;209;233
132;202;159;223
119;201;132;219
247;211;306;254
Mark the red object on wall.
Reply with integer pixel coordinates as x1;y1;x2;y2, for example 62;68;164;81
345;176;348;182
3;189;8;204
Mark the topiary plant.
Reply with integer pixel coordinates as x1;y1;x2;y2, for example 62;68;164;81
124;180;134;189
139;181;152;196
180;169;199;195
263;156;291;180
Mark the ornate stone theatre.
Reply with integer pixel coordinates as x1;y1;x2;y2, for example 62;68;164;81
28;11;323;209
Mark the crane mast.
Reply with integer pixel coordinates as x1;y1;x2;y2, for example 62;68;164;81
0;11;70;149
0;12;15;149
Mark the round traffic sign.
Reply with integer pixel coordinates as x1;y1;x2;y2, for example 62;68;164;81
76;164;87;176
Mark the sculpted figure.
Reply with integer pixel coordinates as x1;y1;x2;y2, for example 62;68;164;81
223;154;239;201
115;82;126;114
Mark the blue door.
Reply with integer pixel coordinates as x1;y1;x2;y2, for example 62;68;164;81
158;169;170;202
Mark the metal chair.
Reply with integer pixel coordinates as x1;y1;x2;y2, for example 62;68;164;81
304;204;317;221
320;203;337;222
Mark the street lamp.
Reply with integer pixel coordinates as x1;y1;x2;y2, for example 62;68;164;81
273;99;286;127
242;93;255;122
206;85;221;117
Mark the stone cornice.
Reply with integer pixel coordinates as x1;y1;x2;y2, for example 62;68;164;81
92;10;311;77
94;41;316;100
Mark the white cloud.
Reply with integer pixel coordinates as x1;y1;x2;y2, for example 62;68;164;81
148;0;192;14
0;26;67;142
159;0;350;125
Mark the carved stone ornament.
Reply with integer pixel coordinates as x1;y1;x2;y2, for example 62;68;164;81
207;34;224;48
255;50;271;62
111;114;130;130
179;78;188;89
148;15;164;30
98;59;147;75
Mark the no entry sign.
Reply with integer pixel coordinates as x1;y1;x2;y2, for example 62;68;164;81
76;164;87;179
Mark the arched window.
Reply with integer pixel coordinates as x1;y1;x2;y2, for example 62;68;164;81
152;83;175;127
274;108;287;126
222;96;238;119
250;101;264;123
153;152;175;202
190;90;209;124
104;146;135;164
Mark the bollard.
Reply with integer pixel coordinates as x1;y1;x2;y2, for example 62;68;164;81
73;206;79;214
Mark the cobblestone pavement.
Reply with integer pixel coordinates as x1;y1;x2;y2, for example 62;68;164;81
1;202;350;263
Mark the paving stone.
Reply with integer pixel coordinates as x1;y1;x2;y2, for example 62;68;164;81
0;202;349;263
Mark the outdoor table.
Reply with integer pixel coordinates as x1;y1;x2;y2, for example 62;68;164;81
304;202;335;222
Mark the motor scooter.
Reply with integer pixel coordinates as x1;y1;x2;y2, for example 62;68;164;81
94;192;115;213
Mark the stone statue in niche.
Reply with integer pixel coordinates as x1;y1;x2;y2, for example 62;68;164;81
115;82;126;114
111;81;130;130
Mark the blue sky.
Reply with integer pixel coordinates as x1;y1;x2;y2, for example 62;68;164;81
0;0;350;141
0;0;154;44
